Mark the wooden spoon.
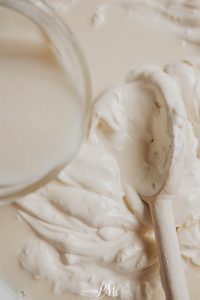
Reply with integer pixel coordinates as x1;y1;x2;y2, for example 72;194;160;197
130;69;190;300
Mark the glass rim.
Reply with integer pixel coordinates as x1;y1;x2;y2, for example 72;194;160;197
0;0;91;202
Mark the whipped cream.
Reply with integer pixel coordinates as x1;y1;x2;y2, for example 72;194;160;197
17;59;200;299
92;0;200;44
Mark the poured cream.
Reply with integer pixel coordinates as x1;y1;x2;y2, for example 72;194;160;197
0;7;82;190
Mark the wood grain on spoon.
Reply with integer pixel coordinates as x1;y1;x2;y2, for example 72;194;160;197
127;68;190;300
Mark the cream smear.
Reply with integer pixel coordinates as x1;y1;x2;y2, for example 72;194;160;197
92;0;200;44
6;1;200;300
16;59;200;299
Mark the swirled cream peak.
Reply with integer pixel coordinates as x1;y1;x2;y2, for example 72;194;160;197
17;59;200;300
165;60;200;155
92;0;200;44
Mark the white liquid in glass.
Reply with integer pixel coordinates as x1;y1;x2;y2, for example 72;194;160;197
0;16;83;188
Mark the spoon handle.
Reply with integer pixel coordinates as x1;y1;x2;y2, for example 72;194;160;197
149;197;190;300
